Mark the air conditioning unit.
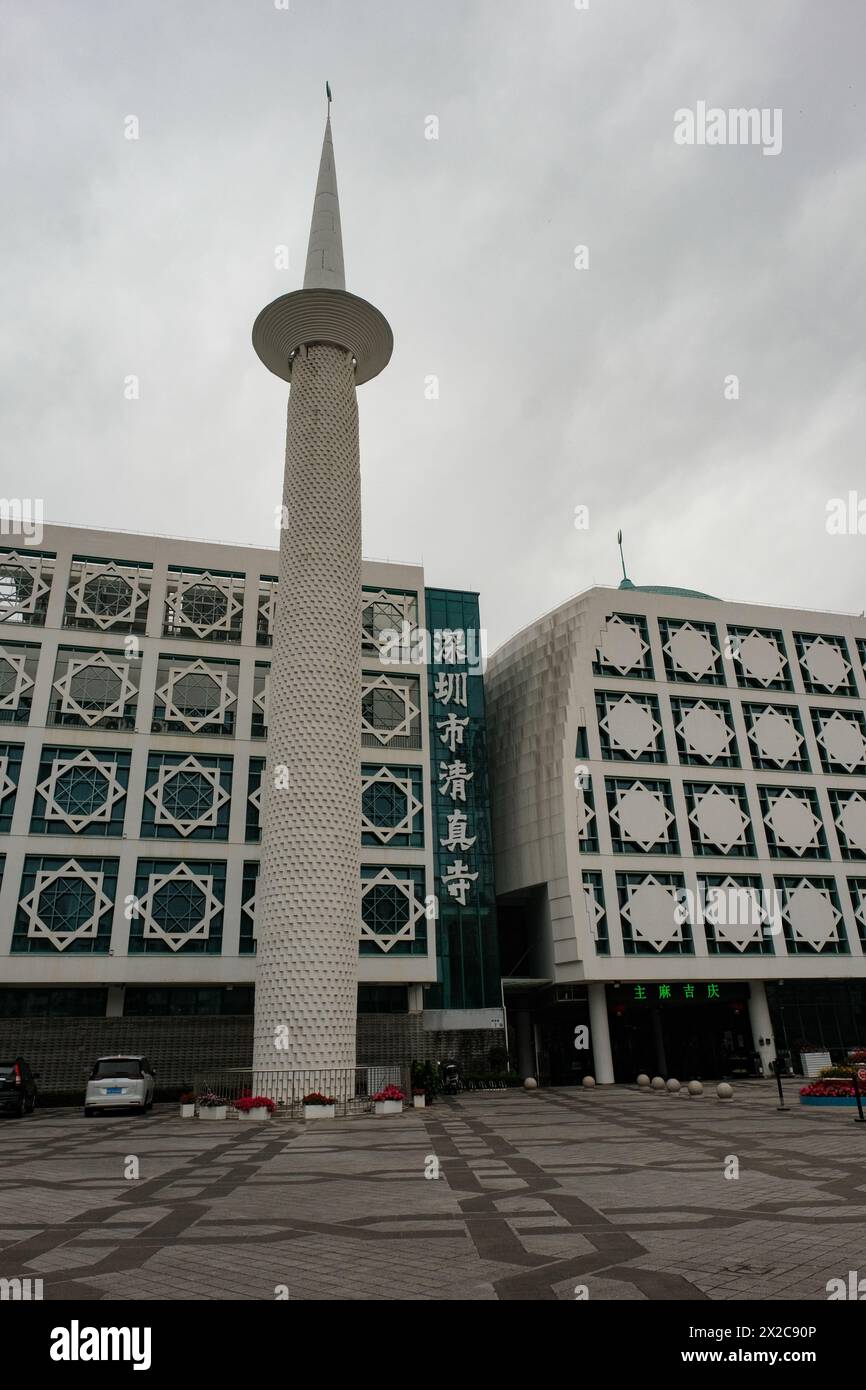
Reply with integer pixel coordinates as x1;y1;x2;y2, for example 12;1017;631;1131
151;721;165;733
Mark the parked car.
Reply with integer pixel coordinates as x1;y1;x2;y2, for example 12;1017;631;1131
0;1058;39;1117
83;1056;156;1117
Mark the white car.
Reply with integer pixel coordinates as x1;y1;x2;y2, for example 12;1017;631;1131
83;1055;156;1116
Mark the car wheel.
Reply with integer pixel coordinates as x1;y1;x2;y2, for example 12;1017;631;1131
83;1107;94;1117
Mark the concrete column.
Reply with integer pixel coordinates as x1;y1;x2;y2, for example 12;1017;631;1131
651;1008;667;1076
516;1009;535;1079
106;986;125;1018
748;981;775;1077
588;983;614;1084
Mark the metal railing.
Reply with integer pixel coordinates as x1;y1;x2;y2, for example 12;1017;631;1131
192;1065;411;1118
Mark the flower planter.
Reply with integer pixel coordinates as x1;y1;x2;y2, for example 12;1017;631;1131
179;1103;195;1119
198;1106;226;1121
304;1104;336;1120
374;1100;403;1115
412;1095;426;1109
800;1095;863;1107
240;1106;271;1120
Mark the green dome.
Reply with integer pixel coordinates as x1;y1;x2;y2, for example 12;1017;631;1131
618;581;717;600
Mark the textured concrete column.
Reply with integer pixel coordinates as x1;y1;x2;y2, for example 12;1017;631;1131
748;981;775;1078
253;342;361;1074
588;983;614;1084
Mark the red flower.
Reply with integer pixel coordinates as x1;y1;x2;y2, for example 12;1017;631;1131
302;1092;337;1105
373;1085;404;1102
234;1095;276;1112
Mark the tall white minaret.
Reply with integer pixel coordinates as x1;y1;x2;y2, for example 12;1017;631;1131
251;91;393;1076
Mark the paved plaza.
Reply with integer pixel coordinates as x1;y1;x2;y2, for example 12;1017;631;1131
0;1084;864;1301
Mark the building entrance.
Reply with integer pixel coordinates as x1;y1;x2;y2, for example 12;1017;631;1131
607;987;758;1081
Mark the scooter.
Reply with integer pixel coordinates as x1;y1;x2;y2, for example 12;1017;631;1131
441;1061;461;1094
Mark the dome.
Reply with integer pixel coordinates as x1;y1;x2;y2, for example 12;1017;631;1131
618;580;717;600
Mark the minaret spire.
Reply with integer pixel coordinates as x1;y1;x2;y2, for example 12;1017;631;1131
252;86;392;385
303;97;345;291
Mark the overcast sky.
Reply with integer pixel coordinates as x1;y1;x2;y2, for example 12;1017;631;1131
2;0;864;650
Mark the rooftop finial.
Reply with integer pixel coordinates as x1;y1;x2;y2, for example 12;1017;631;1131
326;80;332;108
617;529;635;589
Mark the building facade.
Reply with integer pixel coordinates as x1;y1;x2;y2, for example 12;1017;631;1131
487;580;866;1084
0;526;501;1089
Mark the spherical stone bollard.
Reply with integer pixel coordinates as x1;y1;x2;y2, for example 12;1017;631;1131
717;1082;734;1101
523;1077;538;1090
636;1073;651;1089
679;1085;690;1097
688;1080;703;1096
651;1076;666;1091
582;1075;596;1088
666;1078;681;1093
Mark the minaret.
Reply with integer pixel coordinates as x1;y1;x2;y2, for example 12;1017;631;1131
251;91;393;1078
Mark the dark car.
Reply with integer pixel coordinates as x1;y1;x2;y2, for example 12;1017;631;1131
0;1058;39;1117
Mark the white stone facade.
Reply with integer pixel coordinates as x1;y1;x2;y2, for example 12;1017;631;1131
487;584;866;1077
0;524;436;1003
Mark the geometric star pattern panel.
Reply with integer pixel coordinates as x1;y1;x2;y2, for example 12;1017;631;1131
163;568;244;642
698;873;776;955
64;557;151;635
829;788;866;860
811;707;866;774
671;697;739;767
794;631;856;696
592;613;653;680
776;876;846;955
50;648;138;731
31;746;130;837
0;742;22;833
361;673;422;748
659;617;725;685
727;625;792;691
129;859;226;954
743;702;810;772
153;657;238;736
361;764;424;847
616;871;691;955
0;550;53;626
12;855;118;954
606;778;679;854
361;587;418;654
684;781;754;856
142;753;233;840
359;865;427;955
759;786;827;859
596;691;665;763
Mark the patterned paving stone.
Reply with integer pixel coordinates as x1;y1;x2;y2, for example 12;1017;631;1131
0;1084;864;1300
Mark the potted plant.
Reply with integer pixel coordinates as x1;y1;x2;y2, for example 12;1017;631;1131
412;1088;426;1109
373;1084;404;1115
235;1095;276;1120
302;1091;336;1119
197;1091;228;1121
179;1089;195;1119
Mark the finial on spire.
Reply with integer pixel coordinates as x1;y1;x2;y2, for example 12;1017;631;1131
326;80;332;108
617;530;635;589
